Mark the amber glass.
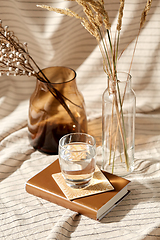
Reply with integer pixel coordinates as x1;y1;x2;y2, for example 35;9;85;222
28;66;88;154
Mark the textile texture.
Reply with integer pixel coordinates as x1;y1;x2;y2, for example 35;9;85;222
0;0;160;239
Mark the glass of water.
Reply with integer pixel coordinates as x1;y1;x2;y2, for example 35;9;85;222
58;133;96;188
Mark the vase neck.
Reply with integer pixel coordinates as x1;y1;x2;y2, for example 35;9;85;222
108;72;131;94
37;66;76;85
36;66;78;92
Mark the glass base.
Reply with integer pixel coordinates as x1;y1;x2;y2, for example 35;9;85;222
102;160;134;177
33;146;58;155
65;178;91;189
102;146;135;177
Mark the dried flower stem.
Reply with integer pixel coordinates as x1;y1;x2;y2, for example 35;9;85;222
122;0;153;110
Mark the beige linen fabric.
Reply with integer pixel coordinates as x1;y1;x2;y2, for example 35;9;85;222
0;0;160;239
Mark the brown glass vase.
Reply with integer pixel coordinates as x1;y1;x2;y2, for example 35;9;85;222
28;66;88;154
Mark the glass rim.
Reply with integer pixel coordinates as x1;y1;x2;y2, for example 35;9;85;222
59;132;96;152
108;71;132;83
37;66;76;85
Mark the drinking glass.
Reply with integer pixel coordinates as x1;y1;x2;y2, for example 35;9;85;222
59;133;96;188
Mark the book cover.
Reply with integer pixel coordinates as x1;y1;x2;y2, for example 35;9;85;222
25;159;130;221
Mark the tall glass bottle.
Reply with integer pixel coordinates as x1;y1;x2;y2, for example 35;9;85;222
102;72;136;176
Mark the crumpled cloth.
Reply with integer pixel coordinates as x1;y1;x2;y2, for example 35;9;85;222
0;0;160;239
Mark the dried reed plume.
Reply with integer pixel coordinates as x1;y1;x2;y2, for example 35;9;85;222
140;0;153;29
117;0;125;31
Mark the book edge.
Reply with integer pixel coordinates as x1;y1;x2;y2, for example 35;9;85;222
97;189;130;221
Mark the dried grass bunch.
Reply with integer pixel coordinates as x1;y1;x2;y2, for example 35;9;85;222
37;0;153;172
37;0;152;81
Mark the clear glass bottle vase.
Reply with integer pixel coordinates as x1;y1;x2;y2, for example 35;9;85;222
102;72;136;177
28;66;88;155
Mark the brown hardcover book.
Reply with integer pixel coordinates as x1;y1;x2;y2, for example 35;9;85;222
25;159;130;221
